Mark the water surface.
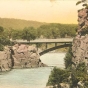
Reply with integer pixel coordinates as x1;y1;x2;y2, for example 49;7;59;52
0;53;65;88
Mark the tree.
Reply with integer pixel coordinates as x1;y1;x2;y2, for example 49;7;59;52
0;26;4;32
64;47;73;69
0;26;11;51
11;30;22;40
47;67;70;87
22;27;37;41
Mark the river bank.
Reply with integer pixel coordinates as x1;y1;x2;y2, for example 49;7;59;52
0;53;65;88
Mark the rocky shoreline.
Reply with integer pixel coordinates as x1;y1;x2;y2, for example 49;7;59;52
0;44;46;72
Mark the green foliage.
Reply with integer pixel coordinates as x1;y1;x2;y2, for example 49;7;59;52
76;1;82;5
21;27;37;41
11;30;22;40
81;27;88;35
0;26;11;51
76;0;88;8
76;62;86;72
83;3;87;6
0;36;10;45
47;48;88;88
37;23;77;38
0;23;76;51
47;63;88;88
0;44;4;51
64;47;73;69
0;23;77;40
85;81;88;87
70;63;88;87
47;67;70;87
0;26;4;33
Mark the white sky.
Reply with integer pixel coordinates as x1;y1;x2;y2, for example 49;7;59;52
0;0;82;24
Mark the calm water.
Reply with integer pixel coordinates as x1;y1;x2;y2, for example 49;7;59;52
0;53;65;88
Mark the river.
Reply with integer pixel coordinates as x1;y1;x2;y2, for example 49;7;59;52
0;53;66;88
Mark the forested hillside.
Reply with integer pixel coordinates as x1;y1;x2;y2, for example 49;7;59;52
0;23;77;51
0;18;46;29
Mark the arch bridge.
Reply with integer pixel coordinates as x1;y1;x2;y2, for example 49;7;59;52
12;38;73;56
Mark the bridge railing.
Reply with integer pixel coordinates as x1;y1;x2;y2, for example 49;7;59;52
11;38;73;44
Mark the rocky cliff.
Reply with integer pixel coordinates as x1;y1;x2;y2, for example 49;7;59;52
0;47;12;71
72;8;88;67
0;44;46;72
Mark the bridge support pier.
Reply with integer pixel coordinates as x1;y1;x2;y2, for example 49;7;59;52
46;43;47;49
55;43;57;47
36;43;38;50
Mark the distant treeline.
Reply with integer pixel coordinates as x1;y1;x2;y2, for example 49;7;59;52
0;23;77;50
4;23;77;40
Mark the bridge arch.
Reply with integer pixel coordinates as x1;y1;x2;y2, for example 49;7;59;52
39;44;72;56
11;38;73;56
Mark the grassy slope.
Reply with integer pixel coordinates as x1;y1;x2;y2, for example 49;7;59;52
0;18;46;30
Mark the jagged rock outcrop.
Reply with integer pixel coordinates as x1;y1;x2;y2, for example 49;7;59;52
12;44;45;68
72;34;88;66
0;44;46;71
72;8;88;67
0;47;12;71
77;8;88;34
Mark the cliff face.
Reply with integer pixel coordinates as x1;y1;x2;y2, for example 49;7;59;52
0;47;12;71
72;8;88;67
77;8;88;34
12;44;45;68
0;44;46;72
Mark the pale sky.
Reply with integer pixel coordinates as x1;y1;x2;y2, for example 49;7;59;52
0;0;82;24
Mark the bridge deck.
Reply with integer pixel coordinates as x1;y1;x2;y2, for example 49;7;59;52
12;38;73;44
30;38;73;43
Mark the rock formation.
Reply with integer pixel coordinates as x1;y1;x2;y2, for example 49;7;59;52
12;44;45;68
72;8;88;67
0;44;46;72
0;46;12;71
77;8;88;34
59;83;70;88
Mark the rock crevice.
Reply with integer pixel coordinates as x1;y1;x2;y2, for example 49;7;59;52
0;44;46;71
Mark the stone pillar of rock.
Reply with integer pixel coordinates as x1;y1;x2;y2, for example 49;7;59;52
0;46;12;71
12;44;46;68
72;8;88;67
